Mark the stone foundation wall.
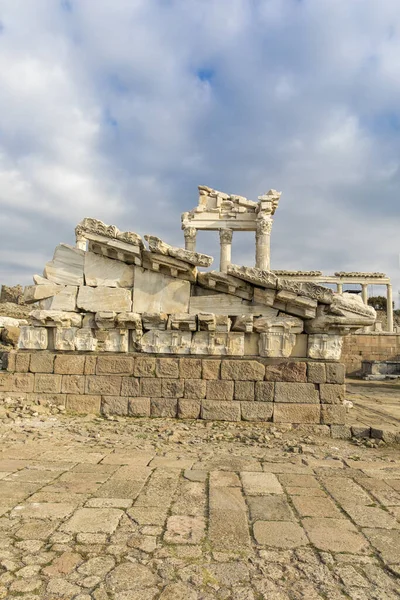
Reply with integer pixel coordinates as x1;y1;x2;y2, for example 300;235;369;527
342;334;400;375
1;351;346;429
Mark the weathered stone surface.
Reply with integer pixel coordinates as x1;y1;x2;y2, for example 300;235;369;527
202;359;220;379
234;381;254;400
133;267;190;314
77;286;132;312
303;518;369;553
273;404;320;424
121;377;140;396
54;354;85;375
180;358;201;379
96;356;134;375
274;382;320;404
321;405;346;424
96;329;129;352
85;375;122;395
258;332;297;358
197;271;253;300
184;379;206;399
142;250;197;282
18;326;48;350
164;515;205;544
54;327;77;351
231;316;255;336
61;374;85;394
44;243;85;285
362;529;400;564
156;358;179;378
134;357;156;377
24;283;62;304
30;309;82;328
197;312;216;331
277;279;334;304
106;562;159;592
326;363;345;384
253;521;308;548
178;399;201;419
253;286;276;307
208;486;250;552
206;380;234;400
145;234;213;267
168;313;197;331
101;396;129;416
190;293;276;316
241;402;273;421
191;332;244;356
248;495;294;521
84;251;134;287
39;286;78;311
308;334;343;360
255;381;275;402
162;378;184;398
75;329;98;351
265;362;307;382
30;353;55;373
34;373;62;393
128;397;151;417
227;264;278;289
307;362;326;383
201;400;241;421
319;384;345;404
221;359;265;381
150;398;178;417
66;395;101;414
63;508;123;533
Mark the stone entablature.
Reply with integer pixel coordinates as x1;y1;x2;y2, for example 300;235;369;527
1;352;347;428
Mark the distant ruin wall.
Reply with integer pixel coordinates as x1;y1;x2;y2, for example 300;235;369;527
1;351;346;430
342;334;400;376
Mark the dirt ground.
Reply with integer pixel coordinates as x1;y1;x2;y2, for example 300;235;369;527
0;409;399;599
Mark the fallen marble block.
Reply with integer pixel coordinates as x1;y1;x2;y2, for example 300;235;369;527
96;329;129;352
189;293;277;317
44;244;85;286
142;250;197;283
33;274;52;285
277;279;333;304
231;315;254;333
144;234;213;267
95;311;117;329
84;251;135;288
308;334;343;360
253;314;304;334
29;310;82;328
77;286;132;313
141;330;192;354
259;332;297;358
39;286;78;311
133;268;190;314
168;313;197;331
191;332;244;356
24;283;63;304
253;287;276;307
197;313;216;331
0;316;27;328
197;271;253;300
75;328;98;351
18;326;48;350
116;312;142;330
142;313;168;330
227;264;278;289
215;315;231;332
54;327;77;351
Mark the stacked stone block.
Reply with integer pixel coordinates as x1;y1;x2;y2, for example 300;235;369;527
1;351;346;430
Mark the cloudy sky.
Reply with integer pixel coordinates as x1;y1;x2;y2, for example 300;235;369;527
1;0;399;305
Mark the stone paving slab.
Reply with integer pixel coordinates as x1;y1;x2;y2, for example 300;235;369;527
0;414;398;598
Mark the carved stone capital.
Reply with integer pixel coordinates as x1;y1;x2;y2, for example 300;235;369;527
183;227;197;241
219;228;233;244
256;218;273;236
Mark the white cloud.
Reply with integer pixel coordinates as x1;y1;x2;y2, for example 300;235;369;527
0;0;399;306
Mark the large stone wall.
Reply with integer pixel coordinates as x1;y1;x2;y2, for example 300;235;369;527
1;351;346;432
342;334;400;375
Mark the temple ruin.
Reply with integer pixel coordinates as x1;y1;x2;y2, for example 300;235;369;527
1;185;381;431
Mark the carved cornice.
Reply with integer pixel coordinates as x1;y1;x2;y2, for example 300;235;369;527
334;271;387;278
75;218;143;248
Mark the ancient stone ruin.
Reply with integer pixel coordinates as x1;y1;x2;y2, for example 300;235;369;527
1;185;377;432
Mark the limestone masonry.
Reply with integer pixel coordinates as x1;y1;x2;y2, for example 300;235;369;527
1;184;380;426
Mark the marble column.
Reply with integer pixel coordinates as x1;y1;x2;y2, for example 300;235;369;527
75;235;87;251
255;218;272;271
219;228;233;273
387;284;394;332
337;283;343;294
361;283;368;304
183;227;197;252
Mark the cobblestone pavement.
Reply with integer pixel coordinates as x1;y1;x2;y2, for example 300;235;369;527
0;414;399;599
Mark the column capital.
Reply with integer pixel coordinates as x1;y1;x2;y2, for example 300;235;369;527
219;228;233;244
183;226;197;241
256;217;273;236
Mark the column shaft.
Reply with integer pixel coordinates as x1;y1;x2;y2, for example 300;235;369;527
219;229;233;273
337;283;343;294
361;283;368;304
387;284;394;332
255;218;272;271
